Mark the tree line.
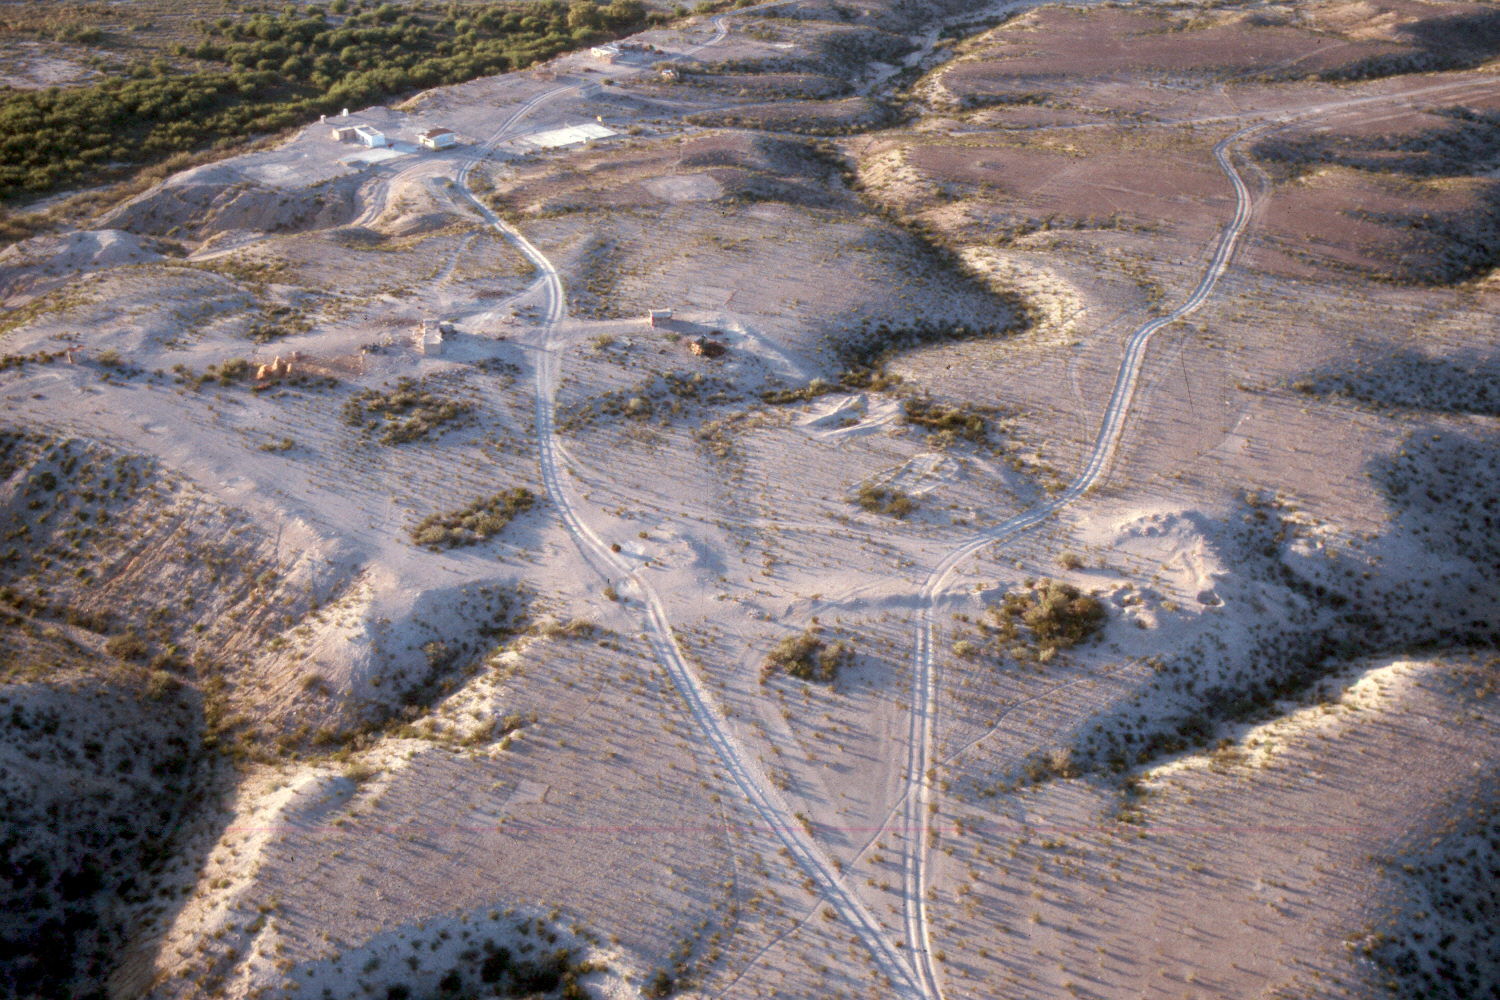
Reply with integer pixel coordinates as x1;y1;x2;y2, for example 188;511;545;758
0;0;658;202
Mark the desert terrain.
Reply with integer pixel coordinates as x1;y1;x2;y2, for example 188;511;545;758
1;1;1498;999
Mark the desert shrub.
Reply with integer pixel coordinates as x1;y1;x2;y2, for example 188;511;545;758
1020;746;1079;784
144;669;180;700
644;970;675;998
409;489;535;549
762;627;852;683
0;1;653;203
984;578;1106;662
557;370;739;432
104;630;149;662
901;394;1002;445
855;483;915;518
342;376;475;444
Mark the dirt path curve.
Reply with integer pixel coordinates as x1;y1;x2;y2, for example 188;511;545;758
455;112;928;1000
445;5;926;996
893;76;1495;1000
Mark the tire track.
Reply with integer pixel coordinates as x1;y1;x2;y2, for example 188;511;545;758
894;77;1494;1000
450;6;926;995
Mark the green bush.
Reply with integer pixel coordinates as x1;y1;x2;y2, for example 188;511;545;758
762;627;852;683
855;483;915;518
409;488;535;549
985;578;1106;662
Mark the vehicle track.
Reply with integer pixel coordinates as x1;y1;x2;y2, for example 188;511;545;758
894;127;1257;998
893;77;1494;1000
456;125;927;1000
447;5;927;995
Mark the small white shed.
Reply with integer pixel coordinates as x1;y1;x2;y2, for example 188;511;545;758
352;125;388;148
419;127;458;150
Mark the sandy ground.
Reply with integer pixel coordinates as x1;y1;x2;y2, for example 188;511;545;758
2;1;1498;999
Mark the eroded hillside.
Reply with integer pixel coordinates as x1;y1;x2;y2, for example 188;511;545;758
1;1;1497;999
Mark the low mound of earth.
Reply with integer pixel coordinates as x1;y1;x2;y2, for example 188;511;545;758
924;1;1500;110
686;96;893;134
1293;348;1500;416
1250;100;1500;283
101;169;360;247
498;128;1026;337
1248;167;1500;284
0;432;355;752
0;230;171;304
926;651;1499;999
489;130;852;217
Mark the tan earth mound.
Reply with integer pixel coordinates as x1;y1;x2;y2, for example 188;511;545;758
492;130;851;217
102;172;360;245
0;229;167;303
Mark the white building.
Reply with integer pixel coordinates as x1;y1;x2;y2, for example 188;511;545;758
418;127;458;150
417;319;445;356
352;125;388;148
590;42;621;62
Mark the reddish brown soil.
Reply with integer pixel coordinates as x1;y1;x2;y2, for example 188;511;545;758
940;7;1414;101
492;131;849;216
865;128;1235;246
1249;169;1500;282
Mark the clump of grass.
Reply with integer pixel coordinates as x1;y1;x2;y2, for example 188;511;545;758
762;627;852;684
985;578;1106;663
901;394;1002;445
342;376;475;445
409;488;535;550
104;629;149;662
855;483;915;518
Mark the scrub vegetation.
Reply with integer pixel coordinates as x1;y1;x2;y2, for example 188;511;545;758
410;488;536;550
761;627;852;684
0;0;655;202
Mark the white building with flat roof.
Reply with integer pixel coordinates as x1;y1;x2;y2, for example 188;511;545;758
352;125;388;148
418;127;458;150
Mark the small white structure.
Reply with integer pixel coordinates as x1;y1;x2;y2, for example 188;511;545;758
418;127;458;150
417;319;445;356
647;308;673;328
521;122;618;149
590;42;621;62
332;122;388;147
352;125;388;148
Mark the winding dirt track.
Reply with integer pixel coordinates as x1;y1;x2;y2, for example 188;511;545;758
894;120;1261;1000
434;8;1498;997
893;77;1495;1000
450;6;928;998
